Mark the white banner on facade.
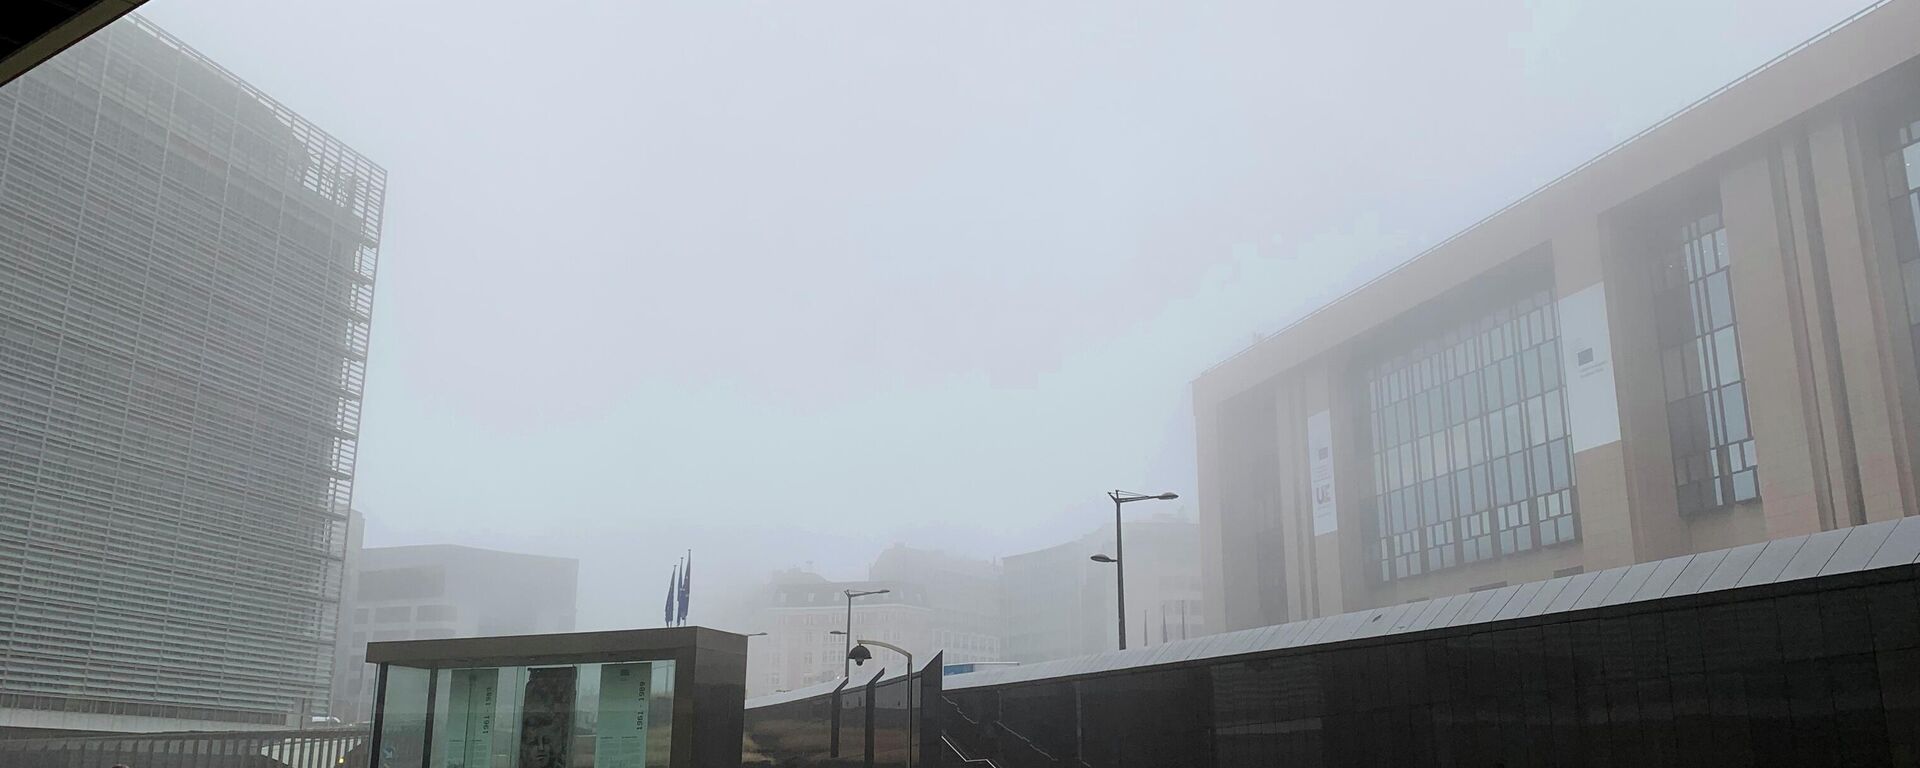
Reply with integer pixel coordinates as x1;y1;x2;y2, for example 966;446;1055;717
441;668;498;768
594;662;652;768
1308;409;1337;536
1557;283;1622;452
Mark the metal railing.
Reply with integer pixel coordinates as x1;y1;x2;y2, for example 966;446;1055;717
942;695;1089;768
0;725;369;768
942;733;1004;766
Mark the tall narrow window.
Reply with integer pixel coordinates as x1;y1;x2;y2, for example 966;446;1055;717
1363;284;1577;583
1881;114;1920;370
1655;212;1758;514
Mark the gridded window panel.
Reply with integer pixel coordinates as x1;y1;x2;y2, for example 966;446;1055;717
1881;115;1920;398
1363;285;1579;582
1654;212;1759;514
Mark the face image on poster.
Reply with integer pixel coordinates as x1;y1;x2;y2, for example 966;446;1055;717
593;663;652;768
519;667;577;768
441;668;499;768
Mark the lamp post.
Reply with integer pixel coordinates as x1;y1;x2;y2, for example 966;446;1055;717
1090;490;1178;651
829;630;848;689
849;639;915;768
842;588;889;678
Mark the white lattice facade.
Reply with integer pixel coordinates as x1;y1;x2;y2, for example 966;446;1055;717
0;17;384;730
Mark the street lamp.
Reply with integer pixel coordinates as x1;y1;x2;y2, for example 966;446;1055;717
850;639;916;768
1091;490;1178;650
842;588;890;678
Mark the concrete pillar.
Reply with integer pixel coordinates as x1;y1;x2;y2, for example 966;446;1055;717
1192;388;1231;634
1275;373;1321;622
1329;349;1377;615
1596;208;1695;562
1291;357;1358;618
1197;356;1345;631
1806;115;1920;523
1551;219;1640;569
1720;148;1832;541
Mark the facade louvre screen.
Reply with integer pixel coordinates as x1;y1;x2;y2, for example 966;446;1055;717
1654;211;1758;514
1362;284;1578;584
0;16;383;727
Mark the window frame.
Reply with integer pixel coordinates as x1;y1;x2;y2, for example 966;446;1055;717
1652;210;1760;515
1363;284;1580;583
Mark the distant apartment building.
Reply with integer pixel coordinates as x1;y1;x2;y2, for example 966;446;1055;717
329;544;578;722
1196;0;1920;633
1001;514;1203;664
753;574;930;696
867;544;1004;665
0;17;384;732
748;549;1003;697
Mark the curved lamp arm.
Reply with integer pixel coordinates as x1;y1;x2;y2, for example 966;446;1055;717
854;638;917;768
855;639;912;667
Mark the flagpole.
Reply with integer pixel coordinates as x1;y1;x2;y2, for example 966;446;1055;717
676;549;692;627
665;558;681;628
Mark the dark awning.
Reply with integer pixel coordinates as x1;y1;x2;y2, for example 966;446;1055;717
2;1;148;87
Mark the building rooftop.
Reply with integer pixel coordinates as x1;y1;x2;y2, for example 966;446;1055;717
951;516;1920;691
1195;0;1913;399
361;543;579;564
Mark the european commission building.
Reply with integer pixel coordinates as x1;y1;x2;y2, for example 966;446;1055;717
0;17;384;732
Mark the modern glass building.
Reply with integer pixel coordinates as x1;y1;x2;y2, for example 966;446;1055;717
367;628;748;768
0;16;384;731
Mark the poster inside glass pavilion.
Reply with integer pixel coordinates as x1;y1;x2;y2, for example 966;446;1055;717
376;660;678;768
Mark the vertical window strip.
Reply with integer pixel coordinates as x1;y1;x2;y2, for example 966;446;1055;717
1882;117;1920;394
1656;212;1759;514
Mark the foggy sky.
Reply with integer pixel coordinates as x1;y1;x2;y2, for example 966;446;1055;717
142;0;1877;630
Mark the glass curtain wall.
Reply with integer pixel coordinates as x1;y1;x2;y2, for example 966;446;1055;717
1362;285;1578;583
373;661;676;768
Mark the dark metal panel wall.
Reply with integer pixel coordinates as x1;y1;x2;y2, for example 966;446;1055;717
1;1;147;87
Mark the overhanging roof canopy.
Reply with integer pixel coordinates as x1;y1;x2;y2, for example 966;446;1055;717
950;516;1920;691
2;1;148;87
